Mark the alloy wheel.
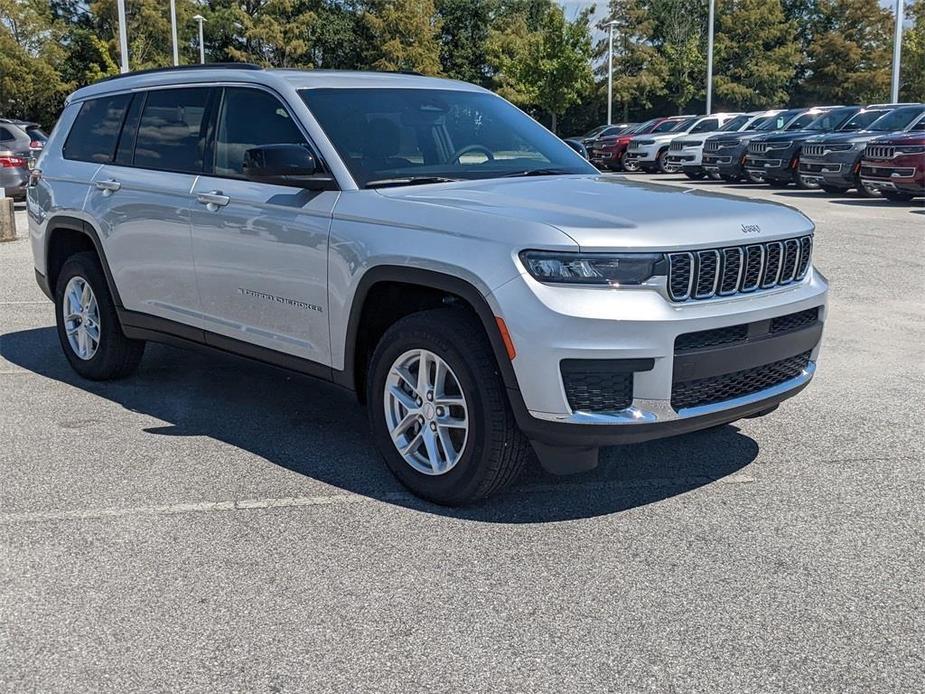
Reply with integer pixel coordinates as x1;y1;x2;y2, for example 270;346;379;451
384;349;469;476
62;276;101;360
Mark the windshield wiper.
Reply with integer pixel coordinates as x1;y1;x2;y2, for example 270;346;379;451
366;176;462;189
502;168;575;178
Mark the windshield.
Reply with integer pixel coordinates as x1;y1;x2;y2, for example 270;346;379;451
786;112;820;130
806;108;857;131
842;109;889;131
867;106;925;132
25;127;47;142
635;118;664;134
757;110;802;131
718;115;750;131
301;88;594;187
653;117;695;134
583;125;609;138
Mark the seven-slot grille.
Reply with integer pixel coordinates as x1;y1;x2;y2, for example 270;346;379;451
802;144;826;157
866;144;894;159
704;140;721;153
749;142;770;155
670;140;698;151
667;236;812;301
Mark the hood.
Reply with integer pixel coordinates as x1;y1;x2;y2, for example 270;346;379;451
705;130;764;144
808;130;887;145
868;131;925;146
754;130;823;143
376;175;813;252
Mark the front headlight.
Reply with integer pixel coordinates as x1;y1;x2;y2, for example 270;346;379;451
520;250;667;286
896;145;925;154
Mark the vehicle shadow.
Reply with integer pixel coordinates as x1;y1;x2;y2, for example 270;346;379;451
1;327;760;523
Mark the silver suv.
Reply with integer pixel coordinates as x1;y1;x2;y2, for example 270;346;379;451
29;66;828;504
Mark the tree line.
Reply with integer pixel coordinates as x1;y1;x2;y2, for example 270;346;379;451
2;0;924;136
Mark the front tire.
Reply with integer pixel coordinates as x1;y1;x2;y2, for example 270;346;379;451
656;148;673;174
54;252;144;380
367;308;529;505
820;184;850;194
684;170;706;180
622;158;640;172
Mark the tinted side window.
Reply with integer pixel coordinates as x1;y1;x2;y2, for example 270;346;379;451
213;88;308;178
0;127;15;142
63;94;131;163
115;93;144;166
133;88;210;173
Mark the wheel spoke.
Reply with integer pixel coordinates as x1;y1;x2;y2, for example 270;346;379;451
440;416;467;429
390;411;418;443
388;385;418;413
437;427;457;465
80;282;92;310
421;428;442;472
416;350;431;394
84;322;100;342
399;430;423;457
394;365;418;394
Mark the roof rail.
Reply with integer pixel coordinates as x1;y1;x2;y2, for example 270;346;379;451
95;63;263;84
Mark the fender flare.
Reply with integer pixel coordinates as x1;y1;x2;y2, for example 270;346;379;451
44;215;124;309
335;266;521;397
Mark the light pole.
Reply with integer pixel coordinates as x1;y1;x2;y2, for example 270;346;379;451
706;0;715;114
170;0;179;66
891;0;903;102
193;15;206;65
604;20;618;125
116;0;129;73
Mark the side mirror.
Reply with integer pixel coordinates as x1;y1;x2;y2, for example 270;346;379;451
242;144;336;190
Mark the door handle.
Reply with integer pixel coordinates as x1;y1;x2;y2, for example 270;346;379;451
95;179;121;195
196;191;230;210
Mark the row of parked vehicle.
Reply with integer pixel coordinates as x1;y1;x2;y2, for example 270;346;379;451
581;104;925;201
0;118;48;200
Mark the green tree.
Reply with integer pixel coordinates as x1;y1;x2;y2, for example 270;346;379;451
801;0;894;104
650;0;707;113
436;0;494;84
89;0;201;70
598;0;668;121
0;0;69;125
364;0;443;75
902;0;925;101
488;2;594;132
713;0;800;109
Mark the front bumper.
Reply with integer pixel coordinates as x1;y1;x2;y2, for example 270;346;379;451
668;147;704;169
491;269;828;455
799;152;860;187
624;144;660;164
745;150;798;181
860;160;924;196
702;145;747;176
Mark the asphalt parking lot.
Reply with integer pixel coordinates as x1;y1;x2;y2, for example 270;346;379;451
1;178;923;693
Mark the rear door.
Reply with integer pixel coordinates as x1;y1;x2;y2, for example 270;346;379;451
85;86;214;326
189;86;336;366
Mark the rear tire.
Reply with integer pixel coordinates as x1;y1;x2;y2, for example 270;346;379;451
54;252;145;380
367;308;530;505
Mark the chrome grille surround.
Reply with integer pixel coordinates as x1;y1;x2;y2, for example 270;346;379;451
667;236;812;302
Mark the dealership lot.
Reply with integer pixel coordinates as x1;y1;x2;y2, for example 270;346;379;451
1;179;923;692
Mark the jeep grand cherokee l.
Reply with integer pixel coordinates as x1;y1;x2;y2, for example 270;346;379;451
800;105;925;195
860;129;925;201
704;108;829;183
746;106;861;187
29;66;828;505
667;111;772;180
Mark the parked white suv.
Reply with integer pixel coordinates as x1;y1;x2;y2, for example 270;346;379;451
29;66;828;504
625;113;741;173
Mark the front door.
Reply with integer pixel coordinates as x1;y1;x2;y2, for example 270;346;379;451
189;86;337;366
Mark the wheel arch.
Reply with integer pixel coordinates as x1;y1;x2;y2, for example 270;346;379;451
335;266;520;402
44;216;123;309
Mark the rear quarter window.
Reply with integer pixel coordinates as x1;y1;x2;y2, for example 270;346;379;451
63;94;132;163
